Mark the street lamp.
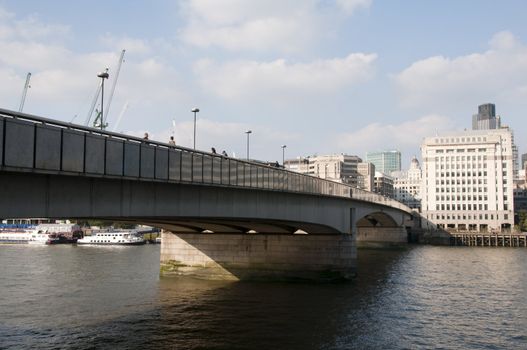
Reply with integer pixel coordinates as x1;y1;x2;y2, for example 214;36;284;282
97;69;109;130
245;130;252;160
281;145;287;167
191;108;199;149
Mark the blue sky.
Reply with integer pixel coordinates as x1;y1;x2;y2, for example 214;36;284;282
0;0;526;166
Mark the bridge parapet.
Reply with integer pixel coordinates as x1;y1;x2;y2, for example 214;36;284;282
0;108;410;214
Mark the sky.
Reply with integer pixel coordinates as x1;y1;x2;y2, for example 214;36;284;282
0;0;526;167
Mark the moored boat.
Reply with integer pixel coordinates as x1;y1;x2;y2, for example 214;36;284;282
77;230;145;245
0;229;58;245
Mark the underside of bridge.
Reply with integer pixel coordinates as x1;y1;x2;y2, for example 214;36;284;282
355;211;410;247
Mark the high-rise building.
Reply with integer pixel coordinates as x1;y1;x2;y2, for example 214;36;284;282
392;156;422;210
421;128;515;232
522;153;527;170
472;103;501;130
472;103;518;177
365;150;401;175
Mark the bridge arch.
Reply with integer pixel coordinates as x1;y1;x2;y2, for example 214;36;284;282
356;211;398;227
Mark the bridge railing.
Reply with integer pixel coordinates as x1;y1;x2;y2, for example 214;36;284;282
0;108;411;213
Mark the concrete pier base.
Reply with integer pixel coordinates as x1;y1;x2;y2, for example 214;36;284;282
356;227;408;248
160;232;356;282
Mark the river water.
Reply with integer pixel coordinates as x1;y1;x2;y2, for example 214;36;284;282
1;244;526;349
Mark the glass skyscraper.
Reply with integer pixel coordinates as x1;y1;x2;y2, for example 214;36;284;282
365;150;401;175
472;103;501;130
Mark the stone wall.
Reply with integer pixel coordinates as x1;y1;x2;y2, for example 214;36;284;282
356;227;408;247
160;232;356;282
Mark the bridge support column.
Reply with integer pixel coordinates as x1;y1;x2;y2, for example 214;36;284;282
356;226;408;248
160;232;356;282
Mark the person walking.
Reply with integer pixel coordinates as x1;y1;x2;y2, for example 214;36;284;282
168;136;176;146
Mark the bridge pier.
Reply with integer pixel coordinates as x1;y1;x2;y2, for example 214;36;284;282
356;226;409;248
160;232;356;282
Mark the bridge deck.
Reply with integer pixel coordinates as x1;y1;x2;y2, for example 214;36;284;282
0;108;411;214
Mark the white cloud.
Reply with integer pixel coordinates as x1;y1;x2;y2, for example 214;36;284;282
180;0;371;53
336;115;458;158
394;31;527;113
336;0;372;15
194;53;377;101
100;35;152;55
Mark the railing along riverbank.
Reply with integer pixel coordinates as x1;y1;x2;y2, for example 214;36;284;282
0;108;411;213
451;233;527;247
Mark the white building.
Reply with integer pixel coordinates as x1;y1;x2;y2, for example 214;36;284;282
284;157;310;174
392;156;422;210
284;154;367;188
421;128;515;232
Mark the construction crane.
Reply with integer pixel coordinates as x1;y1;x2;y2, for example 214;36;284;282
104;49;125;125
19;72;31;112
85;49;126;128
84;75;103;126
111;101;129;132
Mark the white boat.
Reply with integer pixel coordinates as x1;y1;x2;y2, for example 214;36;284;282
77;230;145;245
0;229;58;245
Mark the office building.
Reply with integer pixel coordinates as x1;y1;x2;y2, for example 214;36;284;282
365;150;401;175
283;157;310;174
472;103;501;130
284;154;363;187
421;128;515;232
392;156;422;210
471;103;518;177
373;171;394;197
357;162;375;191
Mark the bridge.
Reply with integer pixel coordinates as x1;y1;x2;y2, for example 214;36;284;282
0;108;414;281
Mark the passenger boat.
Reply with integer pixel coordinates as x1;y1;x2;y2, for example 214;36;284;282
0;229;58;245
77;230;145;245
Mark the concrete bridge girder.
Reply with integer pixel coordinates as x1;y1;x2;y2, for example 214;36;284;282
1;171;411;236
1;171;352;234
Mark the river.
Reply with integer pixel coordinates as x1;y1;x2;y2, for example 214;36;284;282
1;244;526;349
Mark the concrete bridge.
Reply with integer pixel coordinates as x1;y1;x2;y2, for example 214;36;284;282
0;108;414;281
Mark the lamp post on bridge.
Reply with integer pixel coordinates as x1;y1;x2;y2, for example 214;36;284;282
245;130;252;160
97;69;109;130
191;108;199;149
281;145;287;167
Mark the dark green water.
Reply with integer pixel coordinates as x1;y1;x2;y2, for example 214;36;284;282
1;244;526;349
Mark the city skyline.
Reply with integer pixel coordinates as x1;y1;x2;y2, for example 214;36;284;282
0;1;526;164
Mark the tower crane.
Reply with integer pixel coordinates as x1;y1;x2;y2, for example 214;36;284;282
84;74;103;126
111;101;130;132
19;72;31;112
104;49;125;125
